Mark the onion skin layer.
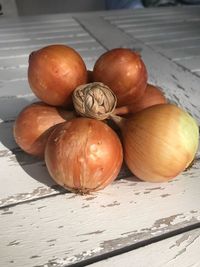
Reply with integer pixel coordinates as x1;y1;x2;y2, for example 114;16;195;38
28;44;87;107
114;83;167;116
13;102;75;158
118;104;199;182
45;118;123;193
93;48;148;107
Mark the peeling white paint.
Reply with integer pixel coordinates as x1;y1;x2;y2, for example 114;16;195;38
0;6;200;267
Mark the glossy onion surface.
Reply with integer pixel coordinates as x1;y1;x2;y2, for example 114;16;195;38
28;44;87;107
13;102;74;157
93;48;148;107
45;118;123;193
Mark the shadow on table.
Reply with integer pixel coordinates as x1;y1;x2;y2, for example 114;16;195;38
0;96;68;193
117;162;143;182
0;96;141;191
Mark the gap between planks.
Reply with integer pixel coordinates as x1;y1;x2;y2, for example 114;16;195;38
62;223;200;267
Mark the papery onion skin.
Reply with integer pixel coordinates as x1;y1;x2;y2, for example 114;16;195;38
28;44;87;107
93;48;148;107
13;102;75;158
72;82;117;120
114;83;167;116
114;104;199;182
45;118;123;193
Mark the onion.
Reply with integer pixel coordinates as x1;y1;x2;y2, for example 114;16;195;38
28;44;87;107
93;48;148;107
114;83;167;116
72;82;117;120
111;104;199;182
45;118;123;193
13;102;75;157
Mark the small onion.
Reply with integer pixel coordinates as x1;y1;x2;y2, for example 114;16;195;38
93;48;148;107
111;104;199;182
114;83;167;116
45;118;123;193
72;82;117;120
13;102;75;157
28;44;87;107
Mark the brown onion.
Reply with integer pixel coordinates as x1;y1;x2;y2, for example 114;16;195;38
45;118;123;193
28;44;87;107
114;83;167;116
93;48;148;107
111;104;199;182
13;102;75;157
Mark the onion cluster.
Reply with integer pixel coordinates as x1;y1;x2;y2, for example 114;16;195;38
13;44;199;194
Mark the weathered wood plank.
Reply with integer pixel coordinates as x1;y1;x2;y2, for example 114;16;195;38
0;26;83;40
194;70;200;77
0;80;33;97
153;38;200;50
108;11;200;49
112;17;200;30
89;228;200;267
104;6;200;20
174;56;200;72
0;174;200;267
0;18;78;32
0;29;87;44
0;7;200;267
0;96;36;121
109;14;200;27
0;34;94;50
157;46;200;61
0;67;27;82
124;21;200;35
139;30;200;44
0;40;102;59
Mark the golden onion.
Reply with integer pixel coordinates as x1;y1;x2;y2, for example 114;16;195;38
111;103;199;182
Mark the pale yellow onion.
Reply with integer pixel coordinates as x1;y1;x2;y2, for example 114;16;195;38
45;118;123;193
111;104;199;182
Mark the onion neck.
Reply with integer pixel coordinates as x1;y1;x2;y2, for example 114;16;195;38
72;82;117;120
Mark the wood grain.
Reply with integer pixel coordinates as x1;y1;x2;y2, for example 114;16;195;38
0;175;200;266
89;228;200;267
0;7;200;267
106;6;200;76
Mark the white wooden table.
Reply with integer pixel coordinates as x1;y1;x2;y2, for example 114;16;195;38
0;6;200;267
